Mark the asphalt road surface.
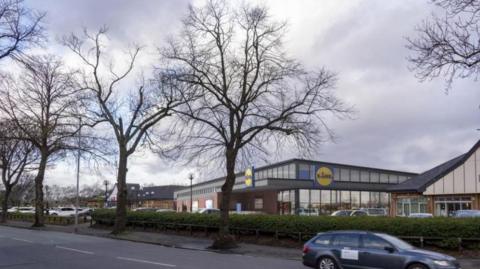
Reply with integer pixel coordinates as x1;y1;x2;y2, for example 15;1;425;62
0;226;303;269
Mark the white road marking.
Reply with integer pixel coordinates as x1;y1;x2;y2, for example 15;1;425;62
55;246;94;255
12;238;33;243
116;256;176;267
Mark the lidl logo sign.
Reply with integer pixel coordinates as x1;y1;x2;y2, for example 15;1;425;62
245;167;254;187
316;167;333;186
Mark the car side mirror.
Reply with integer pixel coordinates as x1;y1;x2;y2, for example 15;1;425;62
384;246;395;253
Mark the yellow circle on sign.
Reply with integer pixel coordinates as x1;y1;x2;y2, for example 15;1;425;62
316;167;333;186
245;178;252;187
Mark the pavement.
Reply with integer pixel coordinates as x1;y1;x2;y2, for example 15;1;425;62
1;221;480;269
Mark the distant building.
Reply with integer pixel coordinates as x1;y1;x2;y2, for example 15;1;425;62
107;183;182;209
106;183;141;208
138;185;183;209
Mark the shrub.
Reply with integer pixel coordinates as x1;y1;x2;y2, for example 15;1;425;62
92;209;480;240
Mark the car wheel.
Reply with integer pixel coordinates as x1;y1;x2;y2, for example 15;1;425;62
317;256;337;269
408;263;428;269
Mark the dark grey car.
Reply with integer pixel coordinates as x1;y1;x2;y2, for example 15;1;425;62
302;231;460;269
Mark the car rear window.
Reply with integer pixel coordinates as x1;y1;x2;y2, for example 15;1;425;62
314;235;331;246
331;234;360;248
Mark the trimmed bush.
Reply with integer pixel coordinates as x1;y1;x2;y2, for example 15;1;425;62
92;209;480;239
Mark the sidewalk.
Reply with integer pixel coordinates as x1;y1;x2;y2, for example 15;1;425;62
2;220;479;268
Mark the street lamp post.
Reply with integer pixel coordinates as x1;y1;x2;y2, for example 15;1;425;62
103;180;109;208
74;117;82;233
189;174;193;213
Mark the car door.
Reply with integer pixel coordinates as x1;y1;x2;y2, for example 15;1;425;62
330;233;362;269
359;234;405;269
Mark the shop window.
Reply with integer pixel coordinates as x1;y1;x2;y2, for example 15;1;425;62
351;191;360;209
340;168;350;181
288;164;296;179
340;191;351;209
310;165;316;180
360;171;369;182
298;164;310;180
360;192;370;208
388;175;398;184
333;168;340;181
350;170;360;182
254;198;263;210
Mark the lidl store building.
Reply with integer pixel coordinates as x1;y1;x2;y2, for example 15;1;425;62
175;140;480;216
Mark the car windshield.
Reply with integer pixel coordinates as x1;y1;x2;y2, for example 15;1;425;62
376;233;413;250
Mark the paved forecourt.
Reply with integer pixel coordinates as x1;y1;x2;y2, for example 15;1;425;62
0;225;303;269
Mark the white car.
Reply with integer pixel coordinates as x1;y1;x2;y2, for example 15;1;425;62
198;208;220;214
408;213;433;218
49;207;76;217
7;207;35;214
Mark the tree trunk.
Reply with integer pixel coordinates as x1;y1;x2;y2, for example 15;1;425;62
112;146;128;234
0;187;10;223
32;151;47;227
211;149;238;249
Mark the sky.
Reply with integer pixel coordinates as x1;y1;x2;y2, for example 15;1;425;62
18;0;480;187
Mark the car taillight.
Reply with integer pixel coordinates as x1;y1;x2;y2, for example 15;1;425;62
303;245;310;254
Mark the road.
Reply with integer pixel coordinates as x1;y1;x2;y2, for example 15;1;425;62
0;226;303;269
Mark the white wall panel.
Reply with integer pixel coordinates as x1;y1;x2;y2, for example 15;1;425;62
443;172;454;194
465;154;476;193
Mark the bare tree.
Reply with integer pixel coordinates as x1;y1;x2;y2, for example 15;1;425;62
0;55;86;227
0;120;36;222
161;0;351;248
0;0;45;61
407;0;480;89
7;173;34;206
63;28;190;234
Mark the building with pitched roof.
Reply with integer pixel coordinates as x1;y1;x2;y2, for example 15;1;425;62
389;140;480;216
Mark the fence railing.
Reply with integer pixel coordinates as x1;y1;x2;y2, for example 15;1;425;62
92;218;480;251
7;213;89;226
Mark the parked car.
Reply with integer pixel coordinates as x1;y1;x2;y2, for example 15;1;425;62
302;230;460;269
359;208;388;216
132;207;157;212
7;207;35;214
49;207;76;217
331;210;353;217
156;209;176;213
297;208;319;215
198;208;220;214
408;213;433;218
452;210;480;218
350;210;368;216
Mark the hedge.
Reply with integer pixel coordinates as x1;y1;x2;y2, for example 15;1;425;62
92;209;480;239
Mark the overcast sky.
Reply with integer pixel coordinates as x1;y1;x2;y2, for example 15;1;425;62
21;0;480;187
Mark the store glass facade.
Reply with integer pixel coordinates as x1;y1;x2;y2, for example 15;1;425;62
278;189;390;215
395;197;428;216
434;196;472;216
